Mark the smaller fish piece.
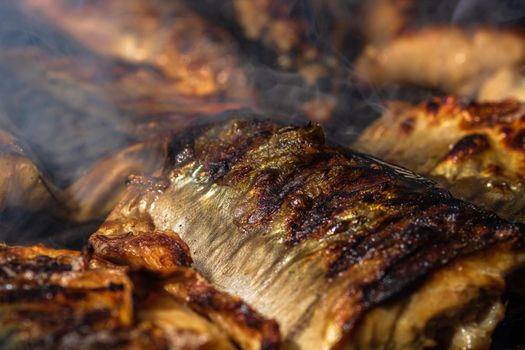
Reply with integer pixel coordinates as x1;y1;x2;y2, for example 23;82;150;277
354;97;525;222
0;242;278;349
356;27;525;96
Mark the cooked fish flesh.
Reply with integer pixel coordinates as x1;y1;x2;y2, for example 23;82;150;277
354;97;525;223
89;117;525;349
20;0;250;100
0;242;279;349
356;27;525;96
162;265;281;350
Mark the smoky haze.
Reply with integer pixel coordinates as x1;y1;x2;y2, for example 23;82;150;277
0;0;523;249
0;1;137;247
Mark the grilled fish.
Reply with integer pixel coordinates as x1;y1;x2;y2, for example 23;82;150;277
20;0;250;100
0;242;279;349
20;0;356;123
356;27;525;96
354;97;525;223
62;140;167;223
89;116;525;349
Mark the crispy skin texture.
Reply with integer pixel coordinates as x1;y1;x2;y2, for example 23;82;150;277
90;218;193;277
20;0;250;100
354;97;525;223
356;27;525;96
135;291;236;350
0;244;238;350
90;117;525;349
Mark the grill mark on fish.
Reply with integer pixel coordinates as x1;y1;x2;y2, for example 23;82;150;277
237;152;334;227
0;258;74;277
0;282;125;303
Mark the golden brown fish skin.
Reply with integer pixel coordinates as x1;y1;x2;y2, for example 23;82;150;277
89;224;193;277
89;171;282;350
62;140;168;223
353;97;525;222
90;117;525;349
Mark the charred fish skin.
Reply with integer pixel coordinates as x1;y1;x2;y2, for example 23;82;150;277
90;117;525;349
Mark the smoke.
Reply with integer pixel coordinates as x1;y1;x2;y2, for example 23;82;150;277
0;1;136;246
